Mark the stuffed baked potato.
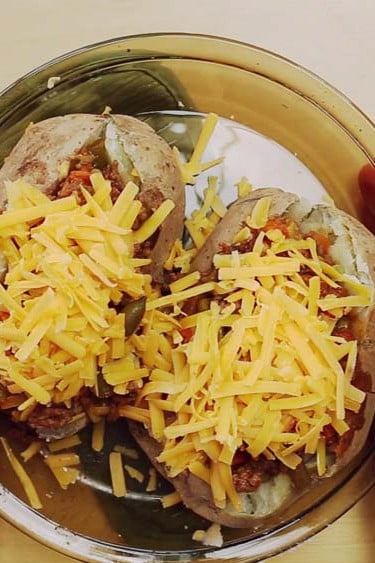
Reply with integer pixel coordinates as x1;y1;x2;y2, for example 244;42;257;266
0;113;185;440
130;188;375;527
0;113;184;283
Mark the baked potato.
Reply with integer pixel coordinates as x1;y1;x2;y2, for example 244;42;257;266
0;113;185;441
0;113;185;283
129;420;296;528
130;188;375;528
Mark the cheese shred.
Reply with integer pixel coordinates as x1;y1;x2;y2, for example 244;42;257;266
109;451;127;497
0;437;42;509
161;490;182;508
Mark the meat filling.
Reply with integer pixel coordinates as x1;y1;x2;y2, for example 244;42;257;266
56;148;125;204
232;455;285;493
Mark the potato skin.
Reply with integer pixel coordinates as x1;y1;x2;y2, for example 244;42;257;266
110;115;185;283
0;114;106;204
129;420;293;528
190;188;298;275
321;209;375;472
0;113;185;282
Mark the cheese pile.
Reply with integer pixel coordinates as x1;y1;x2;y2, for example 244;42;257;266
0;174;173;413
136;197;373;511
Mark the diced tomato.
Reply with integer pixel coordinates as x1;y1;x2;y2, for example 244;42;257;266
180;327;195;343
232;449;250;467
306;230;330;256
0;395;24;410
320;281;347;298
358;164;375;216
333;327;355;341
0;311;10;321
322;424;338;447
182;295;200;316
68;168;92;185
334;429;355;458
264;217;292;237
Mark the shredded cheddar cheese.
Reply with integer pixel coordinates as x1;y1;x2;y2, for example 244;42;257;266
174;113;224;185
124;464;144;483
1;437;42;509
48;434;81;452
236;177;252;199
0;111;372;517
47;463;80;490
109;451;127;497
92;418;106;452
0;175;174;408
45;453;80;468
20;441;42;462
146;467;157;492
113;444;139;460
161;490;182;508
136;202;372;510
192;523;223;547
185;176;227;250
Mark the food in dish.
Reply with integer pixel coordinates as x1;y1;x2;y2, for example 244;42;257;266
0;113;184;442
130;187;375;527
0;112;374;534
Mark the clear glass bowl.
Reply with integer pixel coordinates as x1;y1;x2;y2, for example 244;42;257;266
0;33;374;563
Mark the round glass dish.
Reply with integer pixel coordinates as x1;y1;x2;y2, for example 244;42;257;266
0;33;374;563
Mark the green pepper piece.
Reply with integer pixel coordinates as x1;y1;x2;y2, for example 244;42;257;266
124;297;146;337
95;370;113;399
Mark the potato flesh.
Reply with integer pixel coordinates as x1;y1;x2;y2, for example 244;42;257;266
104;121;134;184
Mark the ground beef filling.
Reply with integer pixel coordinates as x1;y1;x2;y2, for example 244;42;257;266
27;403;82;431
55;149;126;205
232;452;284;493
21;384;139;438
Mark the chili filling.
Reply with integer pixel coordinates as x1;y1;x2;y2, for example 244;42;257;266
177;214;367;492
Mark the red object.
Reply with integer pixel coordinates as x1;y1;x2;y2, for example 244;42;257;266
358;164;375;216
322;424;338;447
232;449;249;467
0;311;10;321
68;169;92;185
179;327;195;343
306;230;330;256
263;217;292;237
332;327;355;341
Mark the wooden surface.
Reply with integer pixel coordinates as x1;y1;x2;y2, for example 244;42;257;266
0;1;374;561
